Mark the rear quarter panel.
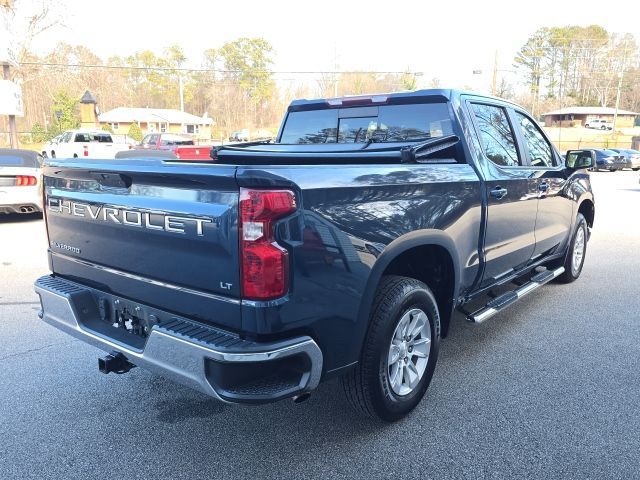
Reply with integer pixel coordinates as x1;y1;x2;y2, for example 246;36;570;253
236;164;482;372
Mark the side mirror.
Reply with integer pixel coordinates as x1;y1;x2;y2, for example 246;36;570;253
566;150;594;170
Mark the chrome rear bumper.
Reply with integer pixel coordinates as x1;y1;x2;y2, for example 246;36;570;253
35;275;323;404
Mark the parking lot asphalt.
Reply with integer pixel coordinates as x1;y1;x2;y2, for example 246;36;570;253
1;171;639;480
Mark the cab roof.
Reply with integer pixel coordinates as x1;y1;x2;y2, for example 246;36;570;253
287;89;523;112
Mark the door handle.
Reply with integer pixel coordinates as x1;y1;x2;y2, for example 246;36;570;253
538;182;549;193
490;186;508;200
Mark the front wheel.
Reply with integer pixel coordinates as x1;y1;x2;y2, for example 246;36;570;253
555;213;588;283
342;276;440;421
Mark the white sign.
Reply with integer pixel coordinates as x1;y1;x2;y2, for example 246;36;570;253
0;79;23;116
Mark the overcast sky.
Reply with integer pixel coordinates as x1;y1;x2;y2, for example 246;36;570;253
31;0;640;94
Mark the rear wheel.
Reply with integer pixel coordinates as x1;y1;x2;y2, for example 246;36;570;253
342;276;440;421
555;213;588;283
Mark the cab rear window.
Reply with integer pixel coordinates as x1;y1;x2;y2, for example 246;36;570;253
279;103;453;144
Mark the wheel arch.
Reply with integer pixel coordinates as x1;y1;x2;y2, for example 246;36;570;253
356;230;461;347
578;198;595;229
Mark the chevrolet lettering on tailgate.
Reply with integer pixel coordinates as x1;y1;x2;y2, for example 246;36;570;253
47;197;214;236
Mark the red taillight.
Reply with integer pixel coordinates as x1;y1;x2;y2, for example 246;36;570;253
83;145;89;156
15;175;37;186
239;189;297;300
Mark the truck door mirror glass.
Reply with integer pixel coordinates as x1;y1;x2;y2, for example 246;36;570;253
566;150;594;169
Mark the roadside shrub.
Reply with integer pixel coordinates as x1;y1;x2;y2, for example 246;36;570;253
101;123;114;134
128;123;143;142
30;123;49;143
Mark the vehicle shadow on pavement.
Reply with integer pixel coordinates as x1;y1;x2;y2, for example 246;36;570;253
132;296;546;476
0;213;43;223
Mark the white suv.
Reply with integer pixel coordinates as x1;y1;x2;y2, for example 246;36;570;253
585;119;613;130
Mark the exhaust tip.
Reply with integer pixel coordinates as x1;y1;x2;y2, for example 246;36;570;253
293;392;311;404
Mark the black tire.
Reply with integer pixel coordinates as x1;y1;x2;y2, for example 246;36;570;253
342;275;440;422
555;213;588;283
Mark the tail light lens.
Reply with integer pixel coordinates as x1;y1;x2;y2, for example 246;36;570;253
83;145;89;156
239;189;297;300
15;175;38;186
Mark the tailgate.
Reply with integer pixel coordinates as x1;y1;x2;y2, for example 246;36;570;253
43;157;242;329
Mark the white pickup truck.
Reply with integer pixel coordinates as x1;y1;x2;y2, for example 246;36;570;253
42;130;131;159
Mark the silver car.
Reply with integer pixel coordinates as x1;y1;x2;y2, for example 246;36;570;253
0;149;43;214
610;148;640;171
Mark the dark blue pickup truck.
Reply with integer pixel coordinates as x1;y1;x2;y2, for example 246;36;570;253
35;89;595;421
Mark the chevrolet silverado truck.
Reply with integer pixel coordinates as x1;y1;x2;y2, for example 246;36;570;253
35;90;596;421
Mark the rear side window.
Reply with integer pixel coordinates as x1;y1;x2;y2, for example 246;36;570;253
74;133;113;143
279;103;453;144
471;103;520;167
516;112;556;167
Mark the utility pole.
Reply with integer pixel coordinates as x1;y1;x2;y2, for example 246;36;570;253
179;75;184;112
2;0;18;147
612;45;628;133
491;50;498;96
333;45;339;97
2;62;18;148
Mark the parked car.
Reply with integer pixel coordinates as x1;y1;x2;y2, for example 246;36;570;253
592;149;626;171
585;119;613;130
41;130;131;159
36;89;595;421
609;148;640;171
228;129;250;142
135;133;211;161
0;149;43;214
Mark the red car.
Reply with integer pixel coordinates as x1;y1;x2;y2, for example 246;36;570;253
136;133;211;160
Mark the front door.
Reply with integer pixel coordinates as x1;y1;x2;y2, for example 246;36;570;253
469;102;539;288
511;110;574;258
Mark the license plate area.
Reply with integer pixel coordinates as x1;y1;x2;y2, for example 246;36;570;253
109;300;158;339
96;297;162;347
75;288;168;351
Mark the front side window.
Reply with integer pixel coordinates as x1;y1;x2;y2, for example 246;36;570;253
471;103;520;167
516;112;555;167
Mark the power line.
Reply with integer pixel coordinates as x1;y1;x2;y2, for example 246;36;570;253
17;62;422;76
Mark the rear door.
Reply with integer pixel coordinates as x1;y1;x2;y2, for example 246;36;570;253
468;102;538;287
511;109;573;259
